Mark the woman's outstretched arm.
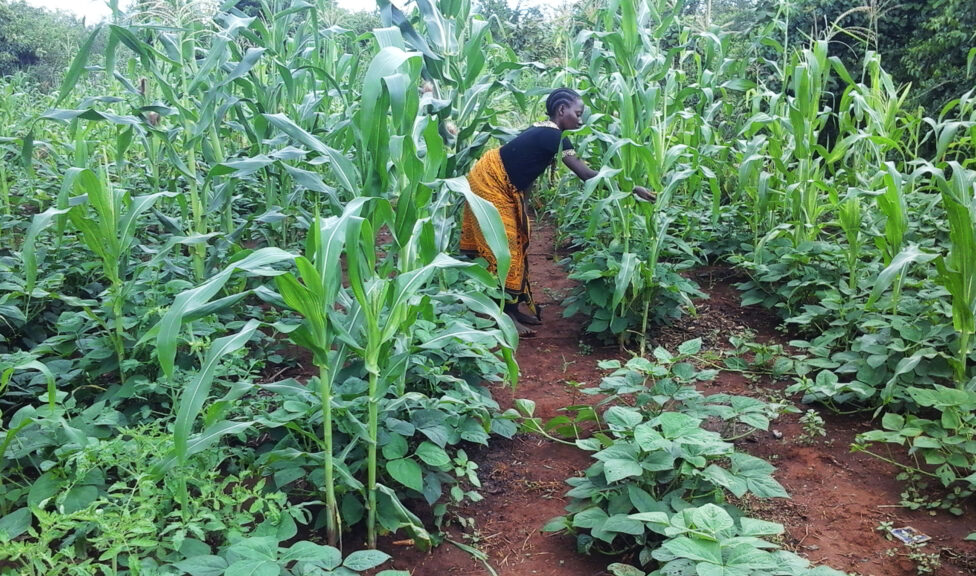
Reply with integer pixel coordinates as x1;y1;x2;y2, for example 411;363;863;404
563;155;655;201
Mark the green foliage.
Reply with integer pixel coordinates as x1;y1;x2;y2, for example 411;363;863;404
854;385;976;514
1;0;527;560
0;422;393;576
2;0;976;569
605;503;846;575
541;340;793;563
762;0;976;113
475;0;567;64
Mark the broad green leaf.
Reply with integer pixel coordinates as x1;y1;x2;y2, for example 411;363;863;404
280;542;341;567
656;412;702;439
604;458;644;483
723;542;777;571
608;564;646;576
730;453;789;498
343;549;391;571
662;536;722;564
739;517;784;537
172;555;228;576
224;559;279;576
415;441;450;468
0;508;31;542
602;514;644;536
386;458;423;492
689;504;734;535
703;464;747;498
572;507;609;529
677;338;703;356
604;406;643;430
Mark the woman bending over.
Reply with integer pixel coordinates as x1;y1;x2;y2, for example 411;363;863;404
461;88;653;337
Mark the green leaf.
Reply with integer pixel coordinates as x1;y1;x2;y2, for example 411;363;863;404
602;514;645;536
604;406;643;430
613;252;638;310
415;441;450;468
22;206;70;295
154;421;255;476
343;549;391;571
541;516;570;533
608;564;646;576
868;247;934;309
655;412;701;439
224;560;279;576
280;542;341;567
0;508;31;542
604;458;644;483
155;248;293;376
62;485;98;514
738;517;784;537
55;26;102;106
703;464;748;498
723;542;777;571
172;555;228;576
386;458;423;492
572;507;609;529
731;453;789;498
442;177;511;294
174;320;260;463
514;398;536;417
689;504;734;535
677;338;703;356
263;113;360;197
663;536;722;564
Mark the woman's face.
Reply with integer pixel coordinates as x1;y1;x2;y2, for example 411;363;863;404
556;98;584;131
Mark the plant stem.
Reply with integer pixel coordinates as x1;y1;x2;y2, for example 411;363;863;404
366;369;379;548
957;331;971;386
113;287;126;383
320;362;338;546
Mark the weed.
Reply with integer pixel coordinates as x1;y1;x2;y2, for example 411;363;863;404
578;340;594;355
906;546;942;575
798;409;827;445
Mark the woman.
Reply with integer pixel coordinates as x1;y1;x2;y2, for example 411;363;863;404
460;88;653;336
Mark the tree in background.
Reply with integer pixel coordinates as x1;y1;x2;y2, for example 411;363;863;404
770;0;974;112
475;0;570;64
0;0;91;88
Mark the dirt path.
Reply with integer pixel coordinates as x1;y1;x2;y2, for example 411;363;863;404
381;219;976;576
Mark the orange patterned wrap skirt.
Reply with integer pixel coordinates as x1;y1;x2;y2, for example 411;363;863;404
460;148;538;316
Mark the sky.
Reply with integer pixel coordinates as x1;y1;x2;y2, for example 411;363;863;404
20;0;564;24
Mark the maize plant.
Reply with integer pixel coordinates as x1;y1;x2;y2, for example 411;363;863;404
935;163;976;386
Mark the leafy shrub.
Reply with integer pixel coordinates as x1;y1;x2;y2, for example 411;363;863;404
542;340;790;563
605;503;846;576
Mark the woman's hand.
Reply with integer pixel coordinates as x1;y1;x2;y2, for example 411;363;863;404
632;186;656;202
